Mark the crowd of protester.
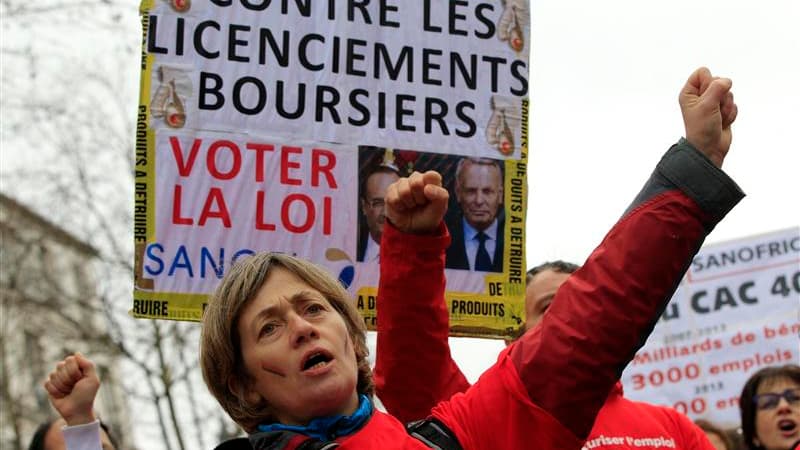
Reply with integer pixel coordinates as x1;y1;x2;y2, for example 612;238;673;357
26;66;799;450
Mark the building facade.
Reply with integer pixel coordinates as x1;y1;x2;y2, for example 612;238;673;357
0;193;132;449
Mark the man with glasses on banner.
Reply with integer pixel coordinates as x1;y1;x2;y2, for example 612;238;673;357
358;162;401;263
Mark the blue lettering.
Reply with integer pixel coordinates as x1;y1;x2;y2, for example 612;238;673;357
233;249;255;263
142;243;258;279
145;243;165;276
168;245;194;277
200;246;224;279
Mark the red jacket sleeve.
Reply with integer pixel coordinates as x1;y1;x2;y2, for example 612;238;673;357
373;222;471;424
375;139;743;446
509;140;744;439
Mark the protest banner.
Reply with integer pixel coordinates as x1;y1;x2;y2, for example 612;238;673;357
133;0;530;338
621;227;800;426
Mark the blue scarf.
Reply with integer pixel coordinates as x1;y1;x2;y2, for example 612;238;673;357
257;394;373;441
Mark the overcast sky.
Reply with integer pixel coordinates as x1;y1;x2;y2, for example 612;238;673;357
447;0;800;381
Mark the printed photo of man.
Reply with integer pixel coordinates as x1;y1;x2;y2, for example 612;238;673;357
445;157;505;272
357;150;401;263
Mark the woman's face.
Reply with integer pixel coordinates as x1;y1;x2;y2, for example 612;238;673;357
236;266;359;426
753;377;800;450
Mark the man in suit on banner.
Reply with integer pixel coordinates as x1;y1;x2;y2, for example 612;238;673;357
445;157;505;272
357;161;401;263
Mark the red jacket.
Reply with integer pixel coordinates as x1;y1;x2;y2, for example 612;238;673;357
373;234;717;450
374;140;743;449
581;382;715;449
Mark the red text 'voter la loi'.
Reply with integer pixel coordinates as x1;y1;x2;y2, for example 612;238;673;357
169;136;337;234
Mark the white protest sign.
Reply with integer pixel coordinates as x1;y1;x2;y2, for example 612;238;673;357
133;0;530;338
622;227;800;426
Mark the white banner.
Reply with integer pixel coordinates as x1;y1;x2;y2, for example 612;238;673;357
133;0;531;338
622;227;800;426
143;0;528;157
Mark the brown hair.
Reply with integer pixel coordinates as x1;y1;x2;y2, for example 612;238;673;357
200;252;373;433
694;419;733;450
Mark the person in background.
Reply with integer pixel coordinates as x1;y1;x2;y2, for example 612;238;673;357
695;419;735;450
379;253;720;449
739;364;800;450
521;261;579;334
29;353;117;450
28;419;116;450
374;66;742;447
525;261;716;448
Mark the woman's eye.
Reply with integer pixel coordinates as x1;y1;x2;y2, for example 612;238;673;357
306;304;324;315
259;323;277;337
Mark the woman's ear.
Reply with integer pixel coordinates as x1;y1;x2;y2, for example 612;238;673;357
228;375;263;406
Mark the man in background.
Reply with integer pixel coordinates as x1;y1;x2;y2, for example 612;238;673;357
523;261;716;449
28;353;117;450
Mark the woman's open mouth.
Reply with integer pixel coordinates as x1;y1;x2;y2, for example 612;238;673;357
301;350;333;372
778;418;798;437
